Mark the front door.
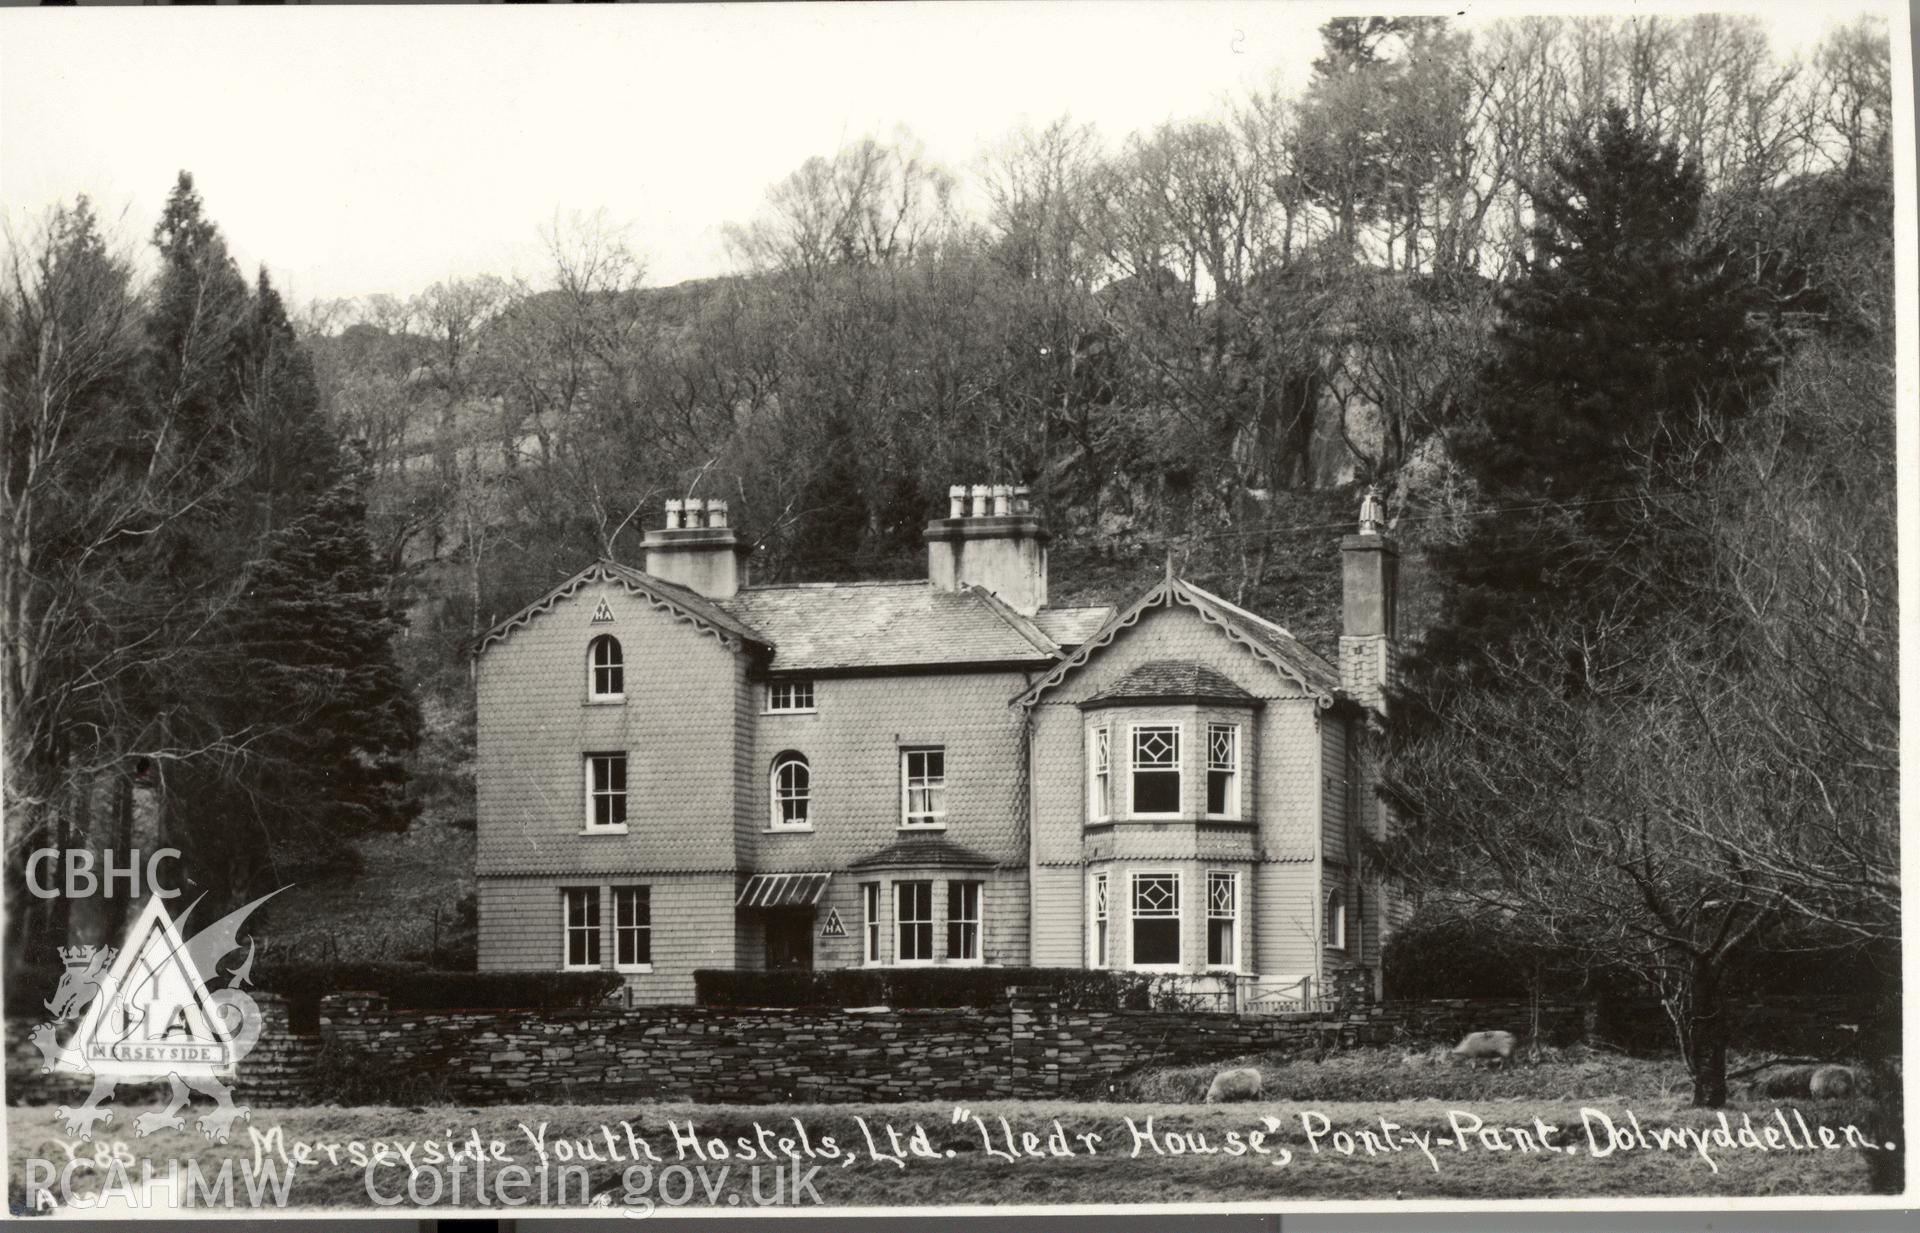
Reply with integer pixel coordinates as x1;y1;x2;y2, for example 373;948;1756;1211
765;910;814;971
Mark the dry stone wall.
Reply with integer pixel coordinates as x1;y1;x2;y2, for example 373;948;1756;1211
5;990;1857;1108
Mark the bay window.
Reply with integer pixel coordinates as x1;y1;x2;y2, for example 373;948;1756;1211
1130;872;1180;967
1130;726;1181;816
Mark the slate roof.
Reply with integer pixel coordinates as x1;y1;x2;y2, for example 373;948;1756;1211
1013;577;1344;709
474;560;768;656
1085;660;1259;705
718;580;1061;672
1179;581;1341;696
848;835;1001;871
599;561;768;648
1032;605;1113;648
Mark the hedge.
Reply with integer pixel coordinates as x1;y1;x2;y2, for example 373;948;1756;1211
252;961;623;1028
694;967;1222;1011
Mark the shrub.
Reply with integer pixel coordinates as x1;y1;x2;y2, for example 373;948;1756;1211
255;961;621;1028
693;967;1221;1011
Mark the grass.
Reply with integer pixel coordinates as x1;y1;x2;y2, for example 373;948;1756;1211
9;1081;1884;1212
1111;1042;1711;1105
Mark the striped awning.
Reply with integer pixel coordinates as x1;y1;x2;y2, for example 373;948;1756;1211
736;873;832;909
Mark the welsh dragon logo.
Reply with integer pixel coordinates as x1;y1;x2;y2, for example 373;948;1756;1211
31;889;281;1143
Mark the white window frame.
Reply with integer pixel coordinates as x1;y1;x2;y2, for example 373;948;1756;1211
895;880;935;965
583;752;629;833
1206;870;1239;970
1090;872;1109;969
946;880;983;965
1088;726;1111;822
766;680;816;714
1129;871;1182;971
613;885;653;972
587;635;624;703
1129;724;1183;819
562;887;601;970
1327;888;1348;953
1205;723;1240;819
862;882;882;966
768;752;813;831
900;747;947;829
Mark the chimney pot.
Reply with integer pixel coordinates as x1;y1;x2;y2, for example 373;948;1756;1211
665;498;685;528
1358;486;1385;536
924;480;1050;615
707;499;728;528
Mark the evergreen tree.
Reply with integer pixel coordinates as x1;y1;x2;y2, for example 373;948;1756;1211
177;447;421;899
242;269;340;534
1385;107;1779;1108
1413;104;1768;698
144;172;252;496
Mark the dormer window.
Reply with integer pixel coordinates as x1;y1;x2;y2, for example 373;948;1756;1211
1129;725;1181;816
768;681;815;713
588;635;624;702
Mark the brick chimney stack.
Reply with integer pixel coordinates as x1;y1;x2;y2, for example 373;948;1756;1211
924;482;1049;616
643;497;745;598
1339;486;1398;713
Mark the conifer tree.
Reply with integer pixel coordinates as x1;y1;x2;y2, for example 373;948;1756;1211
1385;108;1778;1109
176;446;421;898
1413;104;1767;695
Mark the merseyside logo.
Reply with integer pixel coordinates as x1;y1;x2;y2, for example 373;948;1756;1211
31;889;282;1143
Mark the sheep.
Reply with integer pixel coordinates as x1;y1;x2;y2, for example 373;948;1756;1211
1451;1030;1517;1068
1203;1066;1264;1103
1810;1064;1860;1099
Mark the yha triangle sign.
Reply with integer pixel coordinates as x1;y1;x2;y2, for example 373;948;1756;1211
819;908;847;939
63;896;239;1078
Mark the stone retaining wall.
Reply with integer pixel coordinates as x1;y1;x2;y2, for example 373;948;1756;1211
4;989;1858;1108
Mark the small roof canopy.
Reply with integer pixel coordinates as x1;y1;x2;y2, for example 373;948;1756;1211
736;873;833;909
848;836;999;871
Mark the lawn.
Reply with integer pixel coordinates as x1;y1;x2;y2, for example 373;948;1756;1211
8;1090;1884;1214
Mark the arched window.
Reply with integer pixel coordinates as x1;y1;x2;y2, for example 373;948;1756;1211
588;635;624;701
1326;889;1348;952
771;752;811;828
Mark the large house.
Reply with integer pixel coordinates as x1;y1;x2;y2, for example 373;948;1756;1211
473;484;1399;1006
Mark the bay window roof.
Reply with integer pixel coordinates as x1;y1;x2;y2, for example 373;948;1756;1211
1081;660;1262;710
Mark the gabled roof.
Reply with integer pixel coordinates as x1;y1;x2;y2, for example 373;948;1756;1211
1032;605;1113;648
718;580;1062;673
1179;581;1341;696
1084;660;1260;707
848;835;1001;871
1013;576;1340;709
474;560;770;657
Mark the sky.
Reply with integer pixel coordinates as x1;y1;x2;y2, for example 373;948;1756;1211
0;1;1891;308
